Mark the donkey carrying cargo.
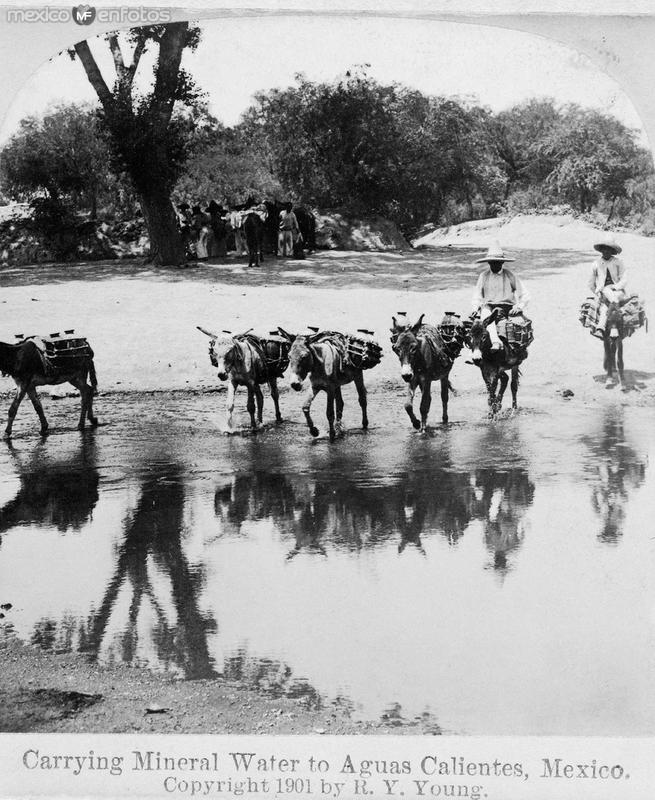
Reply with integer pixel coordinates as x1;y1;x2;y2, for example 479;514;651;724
0;332;98;438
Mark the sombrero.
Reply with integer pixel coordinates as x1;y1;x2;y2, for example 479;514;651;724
475;243;515;264
593;235;622;255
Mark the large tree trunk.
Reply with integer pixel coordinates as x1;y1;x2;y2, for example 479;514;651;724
139;189;185;266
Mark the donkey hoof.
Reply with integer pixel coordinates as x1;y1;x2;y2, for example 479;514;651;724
276;416;283;424
40;427;49;436
89;417;99;427
329;432;336;442
310;426;320;437
411;420;420;430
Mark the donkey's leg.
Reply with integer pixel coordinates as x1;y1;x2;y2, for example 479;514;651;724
5;384;27;438
254;384;264;424
482;366;500;417
335;387;344;434
496;371;510;410
27;388;49;435
86;383;98;426
510;366;520;409
326;387;336;442
226;381;237;430
302;385;320;437
440;375;450;424
404;380;420;430
246;384;258;429
603;337;615;386
269;379;283;422
617;339;625;388
71;378;89;430
353;371;368;430
419;378;432;433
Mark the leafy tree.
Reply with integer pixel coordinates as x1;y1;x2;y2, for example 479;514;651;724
493;99;562;198
241;71;501;232
70;23;202;265
0;104;116;216
540;105;646;212
175;121;282;206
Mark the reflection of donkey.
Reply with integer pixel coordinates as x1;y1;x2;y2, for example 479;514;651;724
0;338;98;438
0;439;99;533
391;314;458;432
467;310;524;416
278;329;368;442
199;328;283;431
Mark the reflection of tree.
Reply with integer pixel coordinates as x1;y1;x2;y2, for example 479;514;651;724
223;649;323;709
0;438;99;534
470;468;534;575
585;408;647;544
82;467;216;678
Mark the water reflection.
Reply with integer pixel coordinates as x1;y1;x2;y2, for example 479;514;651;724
0;438;99;535
585;408;648;544
83;467;216;678
471;468;534;574
213;463;534;573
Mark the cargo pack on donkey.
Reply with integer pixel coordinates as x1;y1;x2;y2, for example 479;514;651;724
579;294;648;339
301;328;383;371
344;329;383;370
23;331;95;378
496;313;534;356
0;329;98;437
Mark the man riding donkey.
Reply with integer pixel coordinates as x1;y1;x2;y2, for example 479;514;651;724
471;243;530;357
587;235;628;336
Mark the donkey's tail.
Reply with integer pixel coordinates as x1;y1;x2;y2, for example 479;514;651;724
89;357;98;396
448;381;457;396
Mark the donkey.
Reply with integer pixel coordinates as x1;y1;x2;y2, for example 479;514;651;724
243;210;265;268
278;329;368;442
390;314;456;433
601;301;626;389
198;327;282;431
467;311;524;416
0;338;97;438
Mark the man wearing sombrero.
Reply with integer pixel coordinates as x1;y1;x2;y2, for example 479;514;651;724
588;235;627;334
471;243;530;352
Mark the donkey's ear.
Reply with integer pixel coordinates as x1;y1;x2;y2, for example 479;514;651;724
411;313;425;333
391;315;397;330
277;327;295;341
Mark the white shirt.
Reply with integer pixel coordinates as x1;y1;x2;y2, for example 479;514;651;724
472;267;530;312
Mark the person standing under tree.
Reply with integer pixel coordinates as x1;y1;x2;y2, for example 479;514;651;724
278;203;299;257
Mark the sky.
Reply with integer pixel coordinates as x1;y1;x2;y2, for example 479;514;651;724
0;15;647;143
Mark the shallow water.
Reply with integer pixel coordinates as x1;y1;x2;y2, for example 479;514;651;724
0;391;653;735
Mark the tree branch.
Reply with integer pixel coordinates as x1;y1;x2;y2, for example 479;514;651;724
74;41;114;111
127;33;147;84
107;34;126;79
150;22;188;131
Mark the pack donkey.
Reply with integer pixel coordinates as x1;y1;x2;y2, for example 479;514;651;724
277;329;368;442
467;307;525;416
0;337;98;438
198;327;284;431
390;314;459;432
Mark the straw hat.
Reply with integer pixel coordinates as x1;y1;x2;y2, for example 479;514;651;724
475;243;515;264
593;235;622;255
